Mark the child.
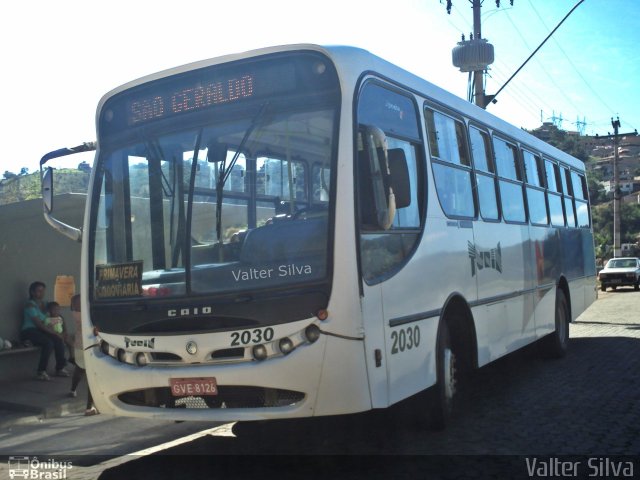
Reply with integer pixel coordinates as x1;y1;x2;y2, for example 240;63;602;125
46;301;75;365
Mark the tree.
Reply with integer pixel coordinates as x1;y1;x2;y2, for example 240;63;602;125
0;169;90;206
586;174;605;204
3;171;16;179
592;202;640;258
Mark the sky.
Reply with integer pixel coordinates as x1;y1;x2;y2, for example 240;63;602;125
2;0;638;175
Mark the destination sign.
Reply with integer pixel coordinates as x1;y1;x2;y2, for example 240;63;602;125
128;73;256;125
99;51;340;138
95;260;143;299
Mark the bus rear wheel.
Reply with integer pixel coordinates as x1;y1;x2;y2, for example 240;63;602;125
539;289;569;358
429;322;457;430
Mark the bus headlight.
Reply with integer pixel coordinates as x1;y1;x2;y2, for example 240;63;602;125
100;340;110;356
304;324;321;343
252;344;268;361
279;338;295;355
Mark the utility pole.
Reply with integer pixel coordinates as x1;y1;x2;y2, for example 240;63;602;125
471;0;485;109
612;117;621;257
447;0;497;108
595;120;637;257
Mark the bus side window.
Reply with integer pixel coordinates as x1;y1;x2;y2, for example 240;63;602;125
560;166;576;227
571;171;590;228
493;137;525;223
523;149;548;226
545;159;565;227
425;108;475;219
356;82;423;283
470;127;499;221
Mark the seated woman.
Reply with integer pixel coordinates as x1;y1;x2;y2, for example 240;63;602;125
20;281;69;380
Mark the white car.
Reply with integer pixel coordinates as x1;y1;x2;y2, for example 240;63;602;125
598;257;640;292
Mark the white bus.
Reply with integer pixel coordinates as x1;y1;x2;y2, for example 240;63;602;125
41;44;596;428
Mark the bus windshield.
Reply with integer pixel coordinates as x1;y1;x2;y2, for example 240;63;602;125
89;54;339;303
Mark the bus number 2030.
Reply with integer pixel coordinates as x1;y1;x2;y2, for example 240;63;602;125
391;326;420;354
230;327;275;346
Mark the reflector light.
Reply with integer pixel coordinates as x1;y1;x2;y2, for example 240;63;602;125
135;352;148;366
252;344;268;361
316;309;329;321
279;338;295;355
116;348;126;362
304;324;321;343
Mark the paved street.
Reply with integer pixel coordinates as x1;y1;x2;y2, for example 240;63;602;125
1;288;639;479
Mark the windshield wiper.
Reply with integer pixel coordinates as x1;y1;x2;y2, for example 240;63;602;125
184;129;204;290
214;102;269;261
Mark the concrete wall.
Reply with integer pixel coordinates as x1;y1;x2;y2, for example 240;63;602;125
0;194;85;345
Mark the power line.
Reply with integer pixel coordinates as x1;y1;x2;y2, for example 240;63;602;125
485;0;586;106
526;0;617;116
501;8;584;117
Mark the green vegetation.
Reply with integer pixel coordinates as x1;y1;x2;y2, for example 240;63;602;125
591;203;640;258
0;169;90;205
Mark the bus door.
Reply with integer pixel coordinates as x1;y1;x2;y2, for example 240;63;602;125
356;83;427;406
357;126;429;407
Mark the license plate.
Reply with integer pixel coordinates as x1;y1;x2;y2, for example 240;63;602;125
170;377;218;397
610;279;622;284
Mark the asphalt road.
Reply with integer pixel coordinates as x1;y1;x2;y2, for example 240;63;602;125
2;287;639;479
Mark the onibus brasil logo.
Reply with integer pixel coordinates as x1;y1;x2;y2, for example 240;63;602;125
8;456;72;479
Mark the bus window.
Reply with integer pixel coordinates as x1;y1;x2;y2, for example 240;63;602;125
357;83;423;283
388;138;421;228
545;159;564;227
210;151;246;193
523;149;548;226
257;157;307;202
523;150;543;187
561;166;576;227
544;159;558;192
425;108;474;218
493;137;525;223
571;171;590;228
469;127;498;221
571;171;587;200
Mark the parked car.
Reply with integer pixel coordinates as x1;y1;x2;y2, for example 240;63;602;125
598;257;640;292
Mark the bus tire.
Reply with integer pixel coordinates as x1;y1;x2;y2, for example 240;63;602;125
540;289;569;359
600;284;606;292
429;321;457;430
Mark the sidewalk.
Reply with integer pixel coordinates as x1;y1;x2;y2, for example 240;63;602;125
0;371;89;428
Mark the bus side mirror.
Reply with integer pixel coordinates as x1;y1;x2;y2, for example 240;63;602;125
42;166;54;214
387;148;411;209
362;126;396;230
